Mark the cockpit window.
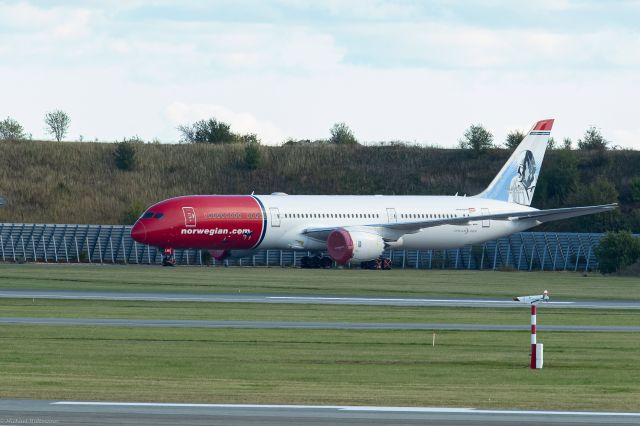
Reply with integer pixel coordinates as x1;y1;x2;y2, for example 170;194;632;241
142;212;154;219
154;212;164;219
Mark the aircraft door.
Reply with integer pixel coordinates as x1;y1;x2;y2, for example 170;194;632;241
270;207;281;227
386;208;397;223
481;208;490;228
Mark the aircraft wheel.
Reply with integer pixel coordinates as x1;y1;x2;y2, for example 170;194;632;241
360;260;376;270
310;256;322;268
320;256;333;269
382;257;392;270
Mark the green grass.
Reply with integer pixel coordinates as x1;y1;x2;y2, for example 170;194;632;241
0;326;638;411
1;264;638;410
1;264;639;300
0;298;638;326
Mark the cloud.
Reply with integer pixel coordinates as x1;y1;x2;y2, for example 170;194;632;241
0;1;93;38
344;23;640;69
165;102;286;145
1;0;639;150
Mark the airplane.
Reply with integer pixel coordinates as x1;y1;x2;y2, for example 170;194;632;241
130;119;617;267
513;290;549;304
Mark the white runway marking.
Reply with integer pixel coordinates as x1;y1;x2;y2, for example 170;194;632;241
51;402;640;416
269;296;574;305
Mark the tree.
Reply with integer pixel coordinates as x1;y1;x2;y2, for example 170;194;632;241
578;126;609;151
459;124;493;154
0;117;27;141
562;137;572;150
244;141;261;170
329;122;358;145
505;130;525;150
177;118;236;144
595;231;640;274
44;110;70;142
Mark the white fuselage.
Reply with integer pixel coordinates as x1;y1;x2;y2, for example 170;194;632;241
256;194;537;251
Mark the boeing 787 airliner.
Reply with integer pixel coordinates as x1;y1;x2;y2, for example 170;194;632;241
131;119;616;267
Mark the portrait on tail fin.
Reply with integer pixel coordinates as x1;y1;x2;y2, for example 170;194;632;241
508;150;537;205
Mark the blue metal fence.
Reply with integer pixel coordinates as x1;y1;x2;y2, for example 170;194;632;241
0;222;608;272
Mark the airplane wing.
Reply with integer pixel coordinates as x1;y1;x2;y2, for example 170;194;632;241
301;203;617;241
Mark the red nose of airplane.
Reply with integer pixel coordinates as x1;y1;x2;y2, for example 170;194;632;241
131;221;147;243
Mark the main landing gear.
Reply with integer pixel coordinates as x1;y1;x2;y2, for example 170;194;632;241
360;257;392;270
300;255;334;269
162;247;176;267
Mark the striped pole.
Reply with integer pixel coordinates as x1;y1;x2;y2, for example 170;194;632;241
530;304;537;369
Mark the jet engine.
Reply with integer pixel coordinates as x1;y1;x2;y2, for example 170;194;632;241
327;228;385;265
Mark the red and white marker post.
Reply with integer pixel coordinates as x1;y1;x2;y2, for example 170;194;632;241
513;290;548;369
530;304;539;369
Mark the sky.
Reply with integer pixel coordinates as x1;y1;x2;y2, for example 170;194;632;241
1;0;640;147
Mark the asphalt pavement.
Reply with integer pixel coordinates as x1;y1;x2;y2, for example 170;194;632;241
1;400;639;426
1;290;638;309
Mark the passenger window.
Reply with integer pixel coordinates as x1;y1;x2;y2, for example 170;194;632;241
142;212;154;219
154;213;164;219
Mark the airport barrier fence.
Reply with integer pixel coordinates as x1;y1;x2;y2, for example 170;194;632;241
0;222;614;272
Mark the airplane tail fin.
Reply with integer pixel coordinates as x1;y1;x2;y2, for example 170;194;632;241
475;119;554;206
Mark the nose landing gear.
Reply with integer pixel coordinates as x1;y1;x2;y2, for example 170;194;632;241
162;247;176;266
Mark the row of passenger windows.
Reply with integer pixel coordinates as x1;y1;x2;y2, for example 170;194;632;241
283;213;380;219
281;212;468;220
206;212;263;219
194;211;471;221
401;213;467;219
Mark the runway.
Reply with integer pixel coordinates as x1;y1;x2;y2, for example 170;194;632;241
0;400;639;425
1;290;638;309
1;317;638;331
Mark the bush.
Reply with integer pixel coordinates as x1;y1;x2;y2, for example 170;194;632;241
595;231;640;274
329;122;358;145
114;141;138;171
629;177;640;203
122;202;145;225
535;149;578;206
245;141;261;170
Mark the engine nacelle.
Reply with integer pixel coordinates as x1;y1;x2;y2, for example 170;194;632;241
327;228;385;265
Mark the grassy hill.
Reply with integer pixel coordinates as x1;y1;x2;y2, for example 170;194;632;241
0;140;637;231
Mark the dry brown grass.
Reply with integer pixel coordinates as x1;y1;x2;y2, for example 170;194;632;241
1;140;638;227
